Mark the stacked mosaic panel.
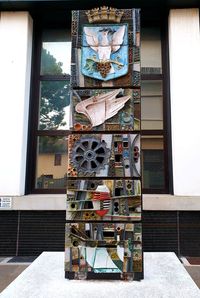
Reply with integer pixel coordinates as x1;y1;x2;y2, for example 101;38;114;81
65;7;143;280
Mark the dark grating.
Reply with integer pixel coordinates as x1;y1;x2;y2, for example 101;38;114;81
143;211;178;254
180;212;200;256
0;211;18;256
1;210;200;257
18;211;65;256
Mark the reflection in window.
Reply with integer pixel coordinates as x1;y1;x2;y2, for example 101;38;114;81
30;23;168;193
40;29;71;75
141;80;163;130
141;136;165;189
39;81;70;130
54;153;62;166
36;136;68;189
141;27;162;74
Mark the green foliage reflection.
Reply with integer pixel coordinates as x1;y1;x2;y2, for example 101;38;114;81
38;136;67;154
40;49;70;130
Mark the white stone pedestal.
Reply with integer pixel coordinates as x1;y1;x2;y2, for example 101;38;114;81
0;252;199;298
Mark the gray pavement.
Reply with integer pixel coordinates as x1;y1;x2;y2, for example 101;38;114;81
185;266;200;289
0;257;30;292
0;264;29;292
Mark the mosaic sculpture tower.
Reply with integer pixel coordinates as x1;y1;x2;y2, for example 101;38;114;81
65;7;143;280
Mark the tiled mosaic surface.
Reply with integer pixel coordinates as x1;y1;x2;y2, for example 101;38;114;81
66;179;141;221
71;88;140;132
71;9;140;87
66;7;142;280
65;222;142;279
67;134;140;178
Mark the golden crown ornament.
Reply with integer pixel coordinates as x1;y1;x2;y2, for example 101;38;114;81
86;7;124;23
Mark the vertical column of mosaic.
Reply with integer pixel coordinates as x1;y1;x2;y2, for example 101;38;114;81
65;8;143;280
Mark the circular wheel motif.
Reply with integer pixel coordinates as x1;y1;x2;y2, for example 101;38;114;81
72;136;110;174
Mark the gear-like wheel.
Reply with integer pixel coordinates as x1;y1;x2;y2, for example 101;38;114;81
71;136;110;175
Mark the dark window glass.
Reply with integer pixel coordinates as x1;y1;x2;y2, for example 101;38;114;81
141;136;165;190
143;150;164;189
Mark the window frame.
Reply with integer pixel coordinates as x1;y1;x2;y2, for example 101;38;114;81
26;12;173;195
141;16;173;194
26;22;71;194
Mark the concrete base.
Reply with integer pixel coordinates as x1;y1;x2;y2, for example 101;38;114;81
0;252;200;298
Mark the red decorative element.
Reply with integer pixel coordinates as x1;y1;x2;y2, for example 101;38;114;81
92;192;111;201
118;142;123;153
96;210;109;217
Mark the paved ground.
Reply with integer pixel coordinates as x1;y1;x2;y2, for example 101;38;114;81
185;266;200;288
0;265;29;292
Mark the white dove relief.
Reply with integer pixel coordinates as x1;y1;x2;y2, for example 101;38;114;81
75;89;131;127
84;25;126;75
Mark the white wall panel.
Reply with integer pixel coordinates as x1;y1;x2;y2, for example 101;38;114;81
169;9;200;195
0;12;33;195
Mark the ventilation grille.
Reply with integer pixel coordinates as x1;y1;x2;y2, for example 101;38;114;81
0;211;18;256
180;212;200;256
18;211;65;256
143;211;178;254
1;211;200;256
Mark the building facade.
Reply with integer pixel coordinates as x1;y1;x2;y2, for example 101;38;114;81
0;0;200;257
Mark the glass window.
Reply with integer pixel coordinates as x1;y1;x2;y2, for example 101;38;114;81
39;81;70;130
141;80;163;130
41;29;71;75
141;24;167;193
28;20;169;194
31;28;71;192
141;27;162;74
36;136;67;189
141;136;165;190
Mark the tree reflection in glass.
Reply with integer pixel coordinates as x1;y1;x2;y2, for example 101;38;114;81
39;44;71;130
41;47;66;75
39;80;70;130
